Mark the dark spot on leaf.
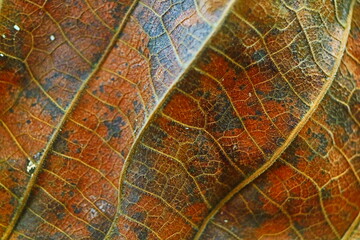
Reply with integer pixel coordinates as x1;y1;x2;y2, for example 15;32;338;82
53;131;70;153
104;116;126;140
311;132;329;156
72;205;82;214
133;212;146;222
253;49;266;61
99;85;105;93
212;93;243;132
321;188;332;200
133;100;142;114
134;227;148;240
87;225;105;240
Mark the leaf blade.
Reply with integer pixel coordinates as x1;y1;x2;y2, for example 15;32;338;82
0;0;359;239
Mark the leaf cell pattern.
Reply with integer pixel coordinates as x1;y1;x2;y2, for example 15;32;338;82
0;0;359;239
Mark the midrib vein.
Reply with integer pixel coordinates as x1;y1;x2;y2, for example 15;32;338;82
344;212;360;240
193;0;356;239
1;1;140;239
105;0;239;238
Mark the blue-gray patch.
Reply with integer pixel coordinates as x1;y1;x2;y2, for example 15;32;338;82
134;226;149;239
126;184;141;203
253;49;267;62
23;85;64;120
133;100;143;114
87;225;105;239
104;116;126;140
136;6;164;37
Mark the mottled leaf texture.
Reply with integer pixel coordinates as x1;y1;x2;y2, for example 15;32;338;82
0;0;359;239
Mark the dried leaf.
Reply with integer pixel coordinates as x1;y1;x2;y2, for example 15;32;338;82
0;0;359;239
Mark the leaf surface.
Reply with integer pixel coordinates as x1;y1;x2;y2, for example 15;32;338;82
0;0;359;239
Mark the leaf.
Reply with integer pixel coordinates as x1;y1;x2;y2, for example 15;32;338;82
0;0;359;239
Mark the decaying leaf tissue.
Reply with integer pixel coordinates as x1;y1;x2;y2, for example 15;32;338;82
0;0;359;239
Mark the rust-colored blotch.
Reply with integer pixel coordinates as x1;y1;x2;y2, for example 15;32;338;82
0;0;359;239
